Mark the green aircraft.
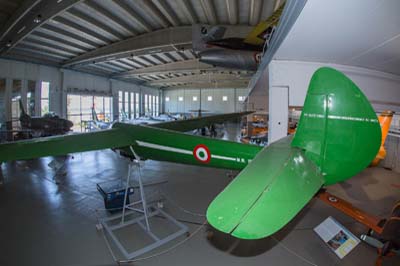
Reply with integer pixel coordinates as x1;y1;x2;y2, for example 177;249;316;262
0;67;381;240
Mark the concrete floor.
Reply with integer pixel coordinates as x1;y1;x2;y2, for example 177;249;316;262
0;124;399;266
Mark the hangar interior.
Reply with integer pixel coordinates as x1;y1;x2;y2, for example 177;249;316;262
0;0;400;266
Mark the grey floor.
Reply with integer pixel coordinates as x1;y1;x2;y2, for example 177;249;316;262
0;124;399;266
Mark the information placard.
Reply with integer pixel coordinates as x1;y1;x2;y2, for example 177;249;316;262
314;216;360;258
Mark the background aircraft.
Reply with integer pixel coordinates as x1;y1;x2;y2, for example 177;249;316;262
0;68;382;240
18;99;73;137
193;5;284;71
89;108;113;130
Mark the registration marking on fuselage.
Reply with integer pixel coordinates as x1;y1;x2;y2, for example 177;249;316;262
136;141;244;163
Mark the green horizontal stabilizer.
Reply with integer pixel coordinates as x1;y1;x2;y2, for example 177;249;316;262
0;128;131;162
206;136;324;239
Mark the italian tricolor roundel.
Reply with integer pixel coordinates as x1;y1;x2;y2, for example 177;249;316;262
193;144;211;163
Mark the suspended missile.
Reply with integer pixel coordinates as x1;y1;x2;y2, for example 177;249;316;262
198;49;261;71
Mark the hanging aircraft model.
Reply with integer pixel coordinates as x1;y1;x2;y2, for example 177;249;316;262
0;68;390;241
17;99;73;137
193;5;284;71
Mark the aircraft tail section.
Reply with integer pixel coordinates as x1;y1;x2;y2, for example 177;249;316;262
91;107;99;122
19;99;28;116
370;110;394;166
243;3;285;46
19;99;30;122
207;67;382;240
291;67;381;184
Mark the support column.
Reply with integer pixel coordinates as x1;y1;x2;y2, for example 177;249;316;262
140;87;144;116
160;89;164;114
4;78;12;121
111;80;119;121
60;70;67;118
35;80;41;116
20;79;27;110
268;86;289;144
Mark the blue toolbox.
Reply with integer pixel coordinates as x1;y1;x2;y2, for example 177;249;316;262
97;180;135;212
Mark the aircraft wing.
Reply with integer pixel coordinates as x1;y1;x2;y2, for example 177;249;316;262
206;136;324;239
0;128;132;162
0;111;252;162
152;111;252;132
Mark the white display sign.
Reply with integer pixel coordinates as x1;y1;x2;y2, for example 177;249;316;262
314;216;360;259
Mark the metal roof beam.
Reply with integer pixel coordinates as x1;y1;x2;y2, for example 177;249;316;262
0;0;41;41
82;1;136;36
162;81;249;89
151;0;180;26
249;0;263;26
200;0;218;25
63;25;252;68
14;45;70;60
65;7;124;40
138;0;170;28
113;59;221;78
39;23;98;49
225;0;238;25
0;0;83;55
177;0;198;24
63;26;193;67
111;0;152;32
52;16;111;44
148;73;250;85
28;31;88;53
20;39;78;57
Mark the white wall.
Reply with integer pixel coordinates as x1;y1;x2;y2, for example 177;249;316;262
0;58;159;120
248;66;269;112
269;60;400;108
164;88;248;114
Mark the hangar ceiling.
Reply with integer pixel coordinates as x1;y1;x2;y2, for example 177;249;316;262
274;0;400;76
0;0;283;89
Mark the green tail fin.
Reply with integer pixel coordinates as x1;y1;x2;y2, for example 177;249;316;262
291;67;381;185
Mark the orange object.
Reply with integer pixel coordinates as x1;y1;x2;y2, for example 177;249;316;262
316;191;383;234
371;110;394;166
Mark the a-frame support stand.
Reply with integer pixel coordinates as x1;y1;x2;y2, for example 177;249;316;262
99;147;188;259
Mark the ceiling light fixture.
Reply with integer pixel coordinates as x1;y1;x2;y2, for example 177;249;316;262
33;15;42;24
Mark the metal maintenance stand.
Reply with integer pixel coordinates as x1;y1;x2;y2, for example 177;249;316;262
99;147;189;260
